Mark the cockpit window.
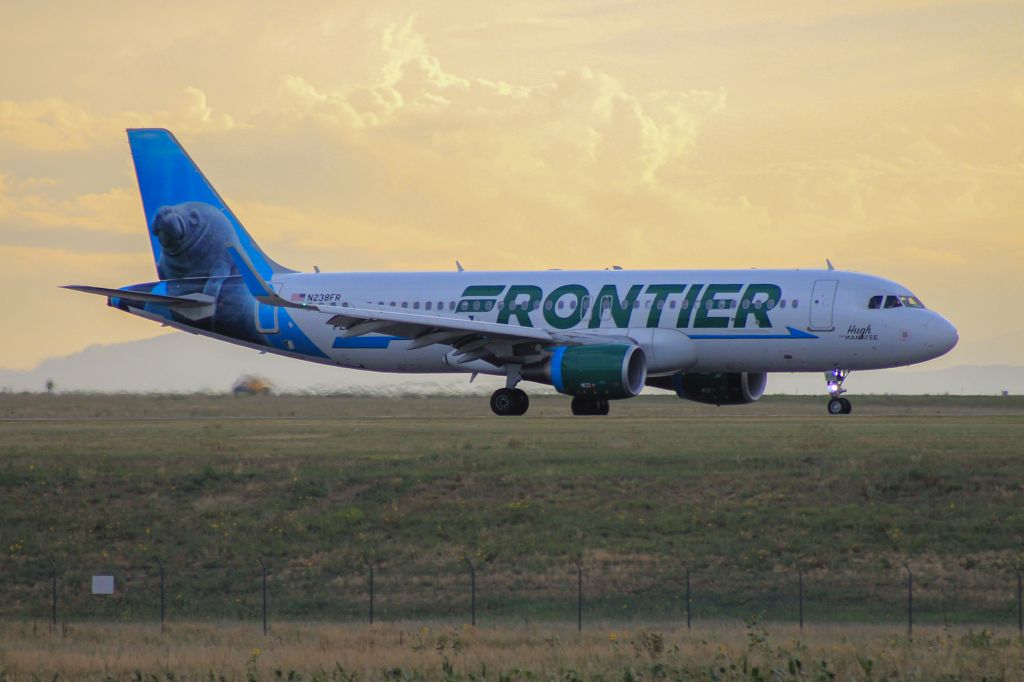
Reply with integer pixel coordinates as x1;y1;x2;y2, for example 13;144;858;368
899;295;925;308
870;294;926;310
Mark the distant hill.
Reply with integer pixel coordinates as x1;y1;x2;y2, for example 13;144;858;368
1;332;1021;395
0;333;493;395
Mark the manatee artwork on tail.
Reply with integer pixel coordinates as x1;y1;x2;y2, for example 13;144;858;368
151;201;241;281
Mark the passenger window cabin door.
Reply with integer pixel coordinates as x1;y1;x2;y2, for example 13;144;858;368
808;280;839;331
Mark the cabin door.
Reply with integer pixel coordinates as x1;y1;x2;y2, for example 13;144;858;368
808;280;838;331
255;283;281;334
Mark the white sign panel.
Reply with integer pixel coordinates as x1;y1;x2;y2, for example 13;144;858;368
92;575;115;595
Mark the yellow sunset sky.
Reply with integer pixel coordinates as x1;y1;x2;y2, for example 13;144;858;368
1;1;1021;370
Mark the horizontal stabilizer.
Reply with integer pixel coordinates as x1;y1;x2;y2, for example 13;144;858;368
62;285;213;308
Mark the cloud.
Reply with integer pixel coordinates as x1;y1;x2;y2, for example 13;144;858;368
243;21;1020;281
0;98;96;152
168;86;236;133
269;19;725;186
1;243;143;273
1;4;1021;370
0;174;138;236
901;246;966;265
0;87;235;152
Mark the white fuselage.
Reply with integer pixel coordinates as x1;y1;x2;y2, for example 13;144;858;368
201;268;958;378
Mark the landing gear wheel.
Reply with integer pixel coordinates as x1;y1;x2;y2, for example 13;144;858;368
491;388;529;416
571;396;597;416
512;388;529;415
824;368;852;416
571;396;609;416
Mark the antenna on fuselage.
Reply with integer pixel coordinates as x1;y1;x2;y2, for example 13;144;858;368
456;260;465;272
826;259;835;271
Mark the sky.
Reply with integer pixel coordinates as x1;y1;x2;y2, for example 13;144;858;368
1;0;1022;372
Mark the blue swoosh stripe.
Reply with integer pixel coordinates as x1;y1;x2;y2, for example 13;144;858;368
275;309;329;358
333;335;408;349
688;326;818;340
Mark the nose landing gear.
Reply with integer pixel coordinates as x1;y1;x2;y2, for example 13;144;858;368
825;368;852;415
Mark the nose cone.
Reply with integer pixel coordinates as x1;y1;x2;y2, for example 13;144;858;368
925;315;959;357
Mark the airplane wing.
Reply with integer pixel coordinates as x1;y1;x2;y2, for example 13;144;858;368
226;247;612;367
313;303;628;365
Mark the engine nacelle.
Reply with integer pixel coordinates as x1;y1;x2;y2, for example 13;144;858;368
647;372;768;405
523;344;647;399
626;328;697;374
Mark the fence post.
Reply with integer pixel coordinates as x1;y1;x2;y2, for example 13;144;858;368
685;565;691;632
365;560;375;625
258;558;268;635
798;567;804;631
576;560;583;633
48;557;57;631
1017;570;1022;637
464;558;476;626
155;557;166;633
904;563;913;638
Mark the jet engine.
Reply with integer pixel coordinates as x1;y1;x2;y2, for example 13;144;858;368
647;371;768;405
523;344;647;399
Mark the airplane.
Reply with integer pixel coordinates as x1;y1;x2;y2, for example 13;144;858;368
65;129;959;416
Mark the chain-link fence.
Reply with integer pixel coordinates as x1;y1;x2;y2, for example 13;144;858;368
4;554;1023;633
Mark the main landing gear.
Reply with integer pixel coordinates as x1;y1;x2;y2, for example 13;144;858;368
490;387;529;416
490;365;530;416
825;368;852;415
571;396;610;416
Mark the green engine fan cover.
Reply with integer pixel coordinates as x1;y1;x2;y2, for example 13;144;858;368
549;344;646;399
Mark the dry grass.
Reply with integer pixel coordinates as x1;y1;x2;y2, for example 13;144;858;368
3;392;1022;421
3;620;1024;680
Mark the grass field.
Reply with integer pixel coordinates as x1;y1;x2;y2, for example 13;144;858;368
2;392;1024;678
5;621;1024;680
2;393;1023;623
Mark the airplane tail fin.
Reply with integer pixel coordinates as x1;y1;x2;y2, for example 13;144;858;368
127;128;293;281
